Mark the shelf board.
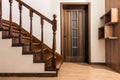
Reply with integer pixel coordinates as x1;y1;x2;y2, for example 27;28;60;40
106;37;118;40
105;22;118;25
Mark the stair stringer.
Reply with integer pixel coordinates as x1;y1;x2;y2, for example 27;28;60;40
0;32;56;73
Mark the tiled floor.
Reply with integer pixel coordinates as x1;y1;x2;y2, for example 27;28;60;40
0;62;120;80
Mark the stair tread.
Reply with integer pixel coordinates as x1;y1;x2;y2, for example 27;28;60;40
12;30;27;35
2;23;19;30
34;50;52;62
22;36;30;40
23;51;35;54
45;60;62;71
2;34;19;39
33;43;41;45
45;54;63;70
24;43;41;46
35;48;47;53
0;27;9;31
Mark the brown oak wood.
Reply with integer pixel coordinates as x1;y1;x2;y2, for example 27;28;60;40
0;0;62;76
60;3;91;63
40;17;44;60
9;0;13;36
18;2;22;44
52;14;57;68
105;0;120;73
15;0;53;24
2;19;62;73
62;9;85;62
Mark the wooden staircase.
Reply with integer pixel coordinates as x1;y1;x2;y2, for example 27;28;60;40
0;0;62;77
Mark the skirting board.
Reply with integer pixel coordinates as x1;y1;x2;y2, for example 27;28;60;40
90;62;106;65
0;73;57;77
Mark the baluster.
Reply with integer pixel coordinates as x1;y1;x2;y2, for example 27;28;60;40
9;0;13;36
19;3;22;44
0;0;2;30
52;14;57;68
29;10;33;52
40;17;44;60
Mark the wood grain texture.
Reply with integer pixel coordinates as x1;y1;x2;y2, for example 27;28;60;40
105;0;120;72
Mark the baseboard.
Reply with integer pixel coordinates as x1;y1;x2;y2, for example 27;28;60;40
90;62;106;65
0;73;57;77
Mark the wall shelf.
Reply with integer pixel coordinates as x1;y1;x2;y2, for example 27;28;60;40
106;37;118;40
100;8;119;25
99;8;119;40
98;27;104;39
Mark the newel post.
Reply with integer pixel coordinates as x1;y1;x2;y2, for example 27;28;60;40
52;14;57;68
0;0;2;30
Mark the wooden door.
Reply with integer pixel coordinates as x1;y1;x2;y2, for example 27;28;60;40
63;9;85;62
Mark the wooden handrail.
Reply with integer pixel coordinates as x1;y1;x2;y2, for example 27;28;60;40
15;0;53;24
0;0;57;69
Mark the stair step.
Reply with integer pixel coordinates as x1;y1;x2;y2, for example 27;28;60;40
45;55;63;71
22;36;30;40
32;43;41;46
35;48;47;53
34;50;52;63
12;30;27;36
23;48;47;55
24;43;41;46
12;43;24;47
2;35;19;39
45;67;58;71
23;51;35;55
3;23;28;37
0;27;9;31
2;23;19;30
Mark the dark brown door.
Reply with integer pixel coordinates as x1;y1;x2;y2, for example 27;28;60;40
63;9;85;62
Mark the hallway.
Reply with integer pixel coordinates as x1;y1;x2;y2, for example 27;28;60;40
0;62;120;80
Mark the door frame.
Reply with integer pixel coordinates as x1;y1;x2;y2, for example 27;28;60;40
60;2;91;63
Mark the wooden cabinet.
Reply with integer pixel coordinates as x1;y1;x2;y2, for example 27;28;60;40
99;8;119;40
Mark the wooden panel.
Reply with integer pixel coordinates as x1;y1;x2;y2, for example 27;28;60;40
105;0;120;72
111;8;119;23
78;10;85;58
105;25;113;38
105;0;111;12
105;0;120;10
63;9;85;62
105;40;111;67
67;10;72;58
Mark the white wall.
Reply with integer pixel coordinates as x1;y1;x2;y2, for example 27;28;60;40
0;32;55;73
2;0;105;63
90;0;105;63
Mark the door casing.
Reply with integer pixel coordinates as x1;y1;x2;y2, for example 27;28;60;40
60;2;91;63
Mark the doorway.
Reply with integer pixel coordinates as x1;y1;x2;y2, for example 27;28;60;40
60;3;90;63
